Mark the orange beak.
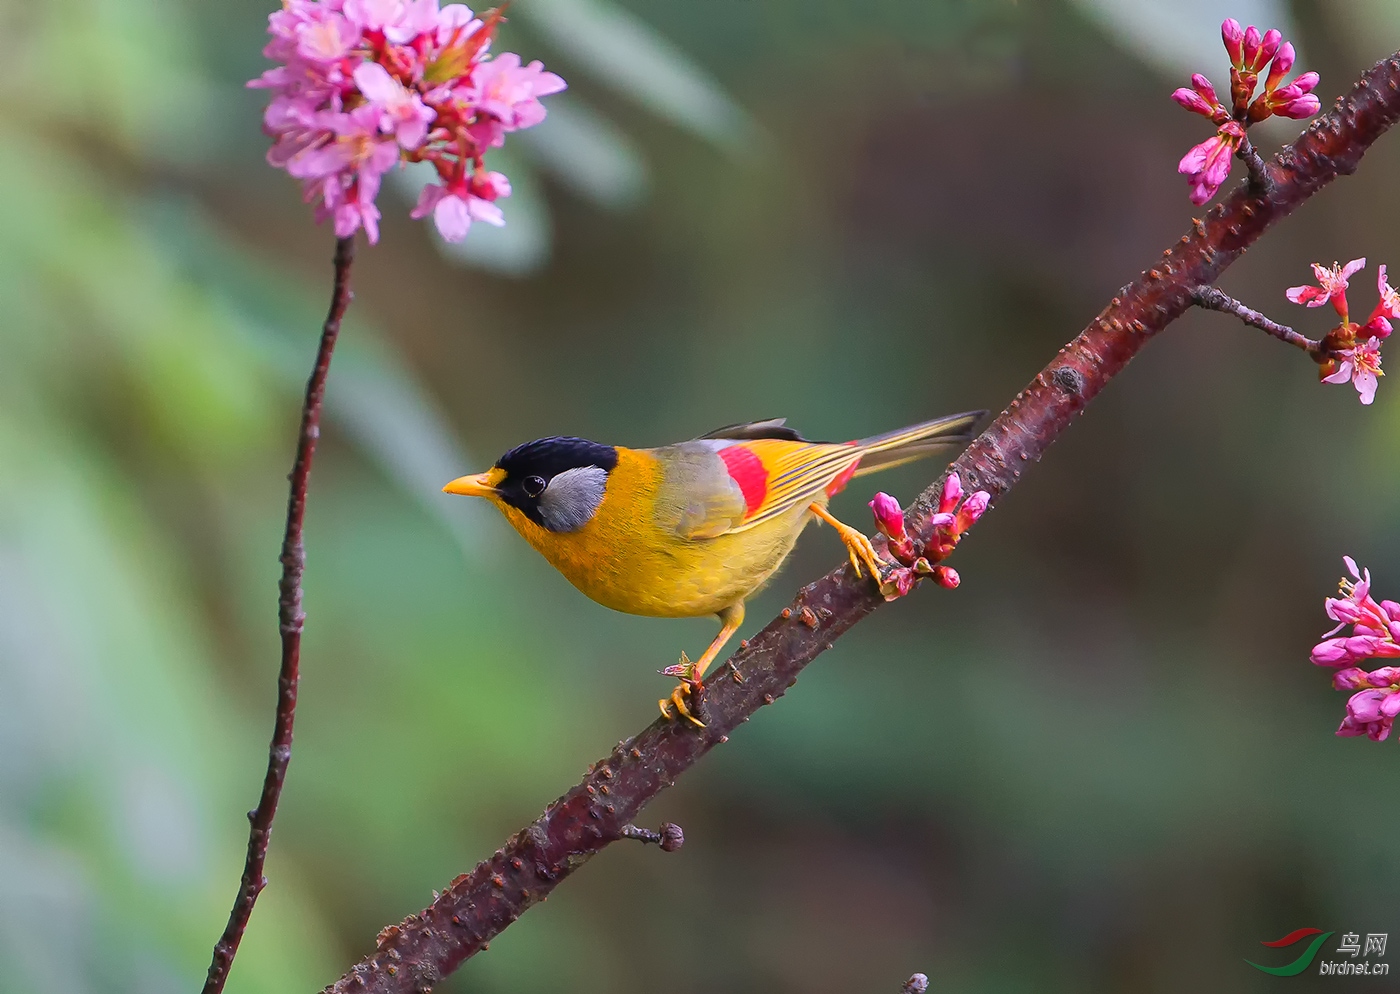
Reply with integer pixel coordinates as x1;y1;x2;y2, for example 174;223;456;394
442;467;505;498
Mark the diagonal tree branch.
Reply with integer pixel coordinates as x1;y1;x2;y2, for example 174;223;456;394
324;52;1400;994
202;235;356;994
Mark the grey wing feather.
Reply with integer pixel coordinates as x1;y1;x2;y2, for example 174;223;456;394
650;441;750;540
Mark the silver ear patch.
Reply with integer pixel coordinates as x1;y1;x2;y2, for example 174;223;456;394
537;465;609;532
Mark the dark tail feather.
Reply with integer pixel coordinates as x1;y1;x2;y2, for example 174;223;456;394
851;410;984;477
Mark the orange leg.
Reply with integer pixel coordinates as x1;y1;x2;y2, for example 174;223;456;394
659;602;745;728
809;502;883;580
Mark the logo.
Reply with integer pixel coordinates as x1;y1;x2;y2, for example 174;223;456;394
1247;929;1390;977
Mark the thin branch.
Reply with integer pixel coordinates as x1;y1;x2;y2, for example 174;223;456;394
202;235;356;994
1237;135;1275;196
323;51;1400;994
1191;284;1325;354
618;822;685;851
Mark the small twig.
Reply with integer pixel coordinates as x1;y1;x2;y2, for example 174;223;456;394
1192;284;1325;355
202;235;356;994
900;975;930;994
1237;136;1275;196
619;823;685;851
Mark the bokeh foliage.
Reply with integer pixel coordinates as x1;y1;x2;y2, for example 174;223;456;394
2;0;1399;992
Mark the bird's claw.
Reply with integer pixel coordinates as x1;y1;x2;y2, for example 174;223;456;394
840;525;885;581
658;652;707;727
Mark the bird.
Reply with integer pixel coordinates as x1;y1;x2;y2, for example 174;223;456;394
443;411;983;726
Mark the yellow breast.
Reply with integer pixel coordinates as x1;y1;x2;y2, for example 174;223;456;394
494;448;812;618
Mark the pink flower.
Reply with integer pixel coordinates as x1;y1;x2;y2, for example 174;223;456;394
343;0;405;35
1363;264;1400;338
1286;258;1366;317
1312;559;1400;664
1311;559;1400;742
295;10;359;63
251;0;563;245
465;53;567;131
353;62;434;148
410;170;511;242
1178;121;1243;205
1322;337;1384;405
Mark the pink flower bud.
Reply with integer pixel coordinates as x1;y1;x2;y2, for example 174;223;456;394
1312;638;1350;666
1172;87;1215;117
1241;25;1262;68
1264;41;1295;91
1383;599;1400;620
1366;666;1400;687
938;473;963;514
1333;667;1371;690
929;512;956;529
1348;689;1388;723
1274;94;1321;119
869;492;908;542
1254;28;1282;71
1221;18;1245;66
955;490;991;531
1191;73;1220;104
870;492;915;561
932;565;960;589
1173;75;1229;122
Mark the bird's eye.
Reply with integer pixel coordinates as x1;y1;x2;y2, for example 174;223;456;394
522;475;546;497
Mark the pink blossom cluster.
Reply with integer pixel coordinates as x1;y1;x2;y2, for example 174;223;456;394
1285;259;1396;404
867;472;989;601
1311;558;1400;741
1172;19;1321;205
250;0;565;244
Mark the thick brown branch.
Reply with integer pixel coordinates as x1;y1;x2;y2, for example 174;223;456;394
203;236;355;994
324;52;1400;994
1192;284;1325;354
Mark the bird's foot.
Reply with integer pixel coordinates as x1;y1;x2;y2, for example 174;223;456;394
810;502;887;581
658;652;707;728
835;522;885;580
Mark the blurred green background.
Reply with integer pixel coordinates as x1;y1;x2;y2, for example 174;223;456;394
3;0;1400;991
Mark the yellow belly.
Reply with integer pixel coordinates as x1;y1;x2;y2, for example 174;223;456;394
495;454;816;618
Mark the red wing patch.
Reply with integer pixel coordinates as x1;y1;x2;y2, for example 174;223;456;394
719;444;769;516
824;447;862;496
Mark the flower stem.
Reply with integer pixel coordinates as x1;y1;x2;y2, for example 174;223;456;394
201;235;356;994
1236;135;1275;195
1192;284;1324;355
